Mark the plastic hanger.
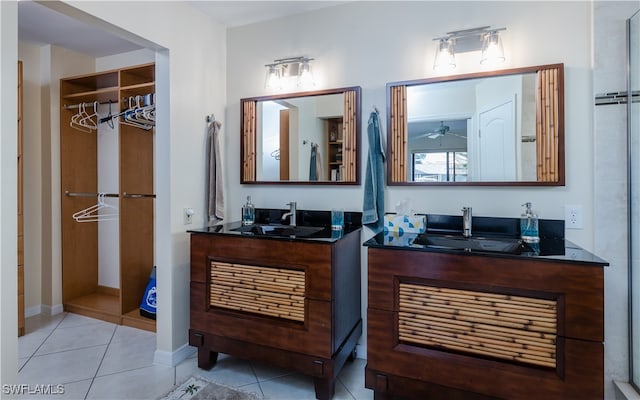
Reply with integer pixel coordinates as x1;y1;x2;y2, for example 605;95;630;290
70;103;94;133
72;192;118;223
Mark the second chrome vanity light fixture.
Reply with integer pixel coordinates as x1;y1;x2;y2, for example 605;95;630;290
264;56;315;90
433;26;506;71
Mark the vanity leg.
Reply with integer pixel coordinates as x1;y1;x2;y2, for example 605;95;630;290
313;377;335;400
197;348;218;370
347;345;357;362
373;391;392;400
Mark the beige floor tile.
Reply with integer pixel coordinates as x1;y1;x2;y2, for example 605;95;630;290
86;364;175;400
19;346;107;385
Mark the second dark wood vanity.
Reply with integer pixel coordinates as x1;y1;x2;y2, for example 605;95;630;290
189;210;362;400
364;216;607;400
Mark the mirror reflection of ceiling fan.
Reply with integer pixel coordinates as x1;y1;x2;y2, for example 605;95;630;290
416;121;466;139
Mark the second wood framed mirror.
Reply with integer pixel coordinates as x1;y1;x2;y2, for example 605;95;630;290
387;63;564;186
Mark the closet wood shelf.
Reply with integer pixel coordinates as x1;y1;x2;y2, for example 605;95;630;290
121;82;155;98
62;87;119;104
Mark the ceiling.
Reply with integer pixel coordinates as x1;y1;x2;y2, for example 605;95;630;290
18;1;343;58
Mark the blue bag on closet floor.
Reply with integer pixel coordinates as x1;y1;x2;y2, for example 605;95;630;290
140;266;157;320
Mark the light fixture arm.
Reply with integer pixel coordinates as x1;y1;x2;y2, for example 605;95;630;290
264;56;314;68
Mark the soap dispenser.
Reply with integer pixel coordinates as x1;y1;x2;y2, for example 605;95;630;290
520;202;540;243
242;196;255;226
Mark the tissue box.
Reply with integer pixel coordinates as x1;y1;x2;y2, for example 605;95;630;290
383;214;426;234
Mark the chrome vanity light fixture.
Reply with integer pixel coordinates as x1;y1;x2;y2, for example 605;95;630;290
264;56;315;90
432;26;506;71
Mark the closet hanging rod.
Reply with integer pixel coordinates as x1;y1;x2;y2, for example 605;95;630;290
123;192;156;198
63;101;115;110
65;191;119;198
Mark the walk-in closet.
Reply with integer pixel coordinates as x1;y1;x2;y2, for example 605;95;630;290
60;63;156;332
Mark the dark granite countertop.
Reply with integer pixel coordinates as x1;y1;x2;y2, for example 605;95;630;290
363;214;608;266
188;208;362;243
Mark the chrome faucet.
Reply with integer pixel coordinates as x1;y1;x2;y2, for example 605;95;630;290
462;207;472;238
281;202;297;227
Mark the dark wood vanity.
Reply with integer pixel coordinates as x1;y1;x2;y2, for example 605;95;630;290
189;213;362;400
364;221;607;400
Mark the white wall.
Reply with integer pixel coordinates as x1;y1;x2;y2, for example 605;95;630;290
18;41;43;315
0;0;19;387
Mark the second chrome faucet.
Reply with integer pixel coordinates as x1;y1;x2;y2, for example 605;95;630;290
462;207;472;237
281;202;297;227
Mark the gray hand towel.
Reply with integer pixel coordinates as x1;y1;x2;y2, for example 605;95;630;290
207;119;224;226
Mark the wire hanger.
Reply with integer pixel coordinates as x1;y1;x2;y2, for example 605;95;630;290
72;192;119;223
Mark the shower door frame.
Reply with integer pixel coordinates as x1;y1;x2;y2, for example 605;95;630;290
628;9;640;392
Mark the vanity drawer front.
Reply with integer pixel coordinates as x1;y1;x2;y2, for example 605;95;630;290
191;281;333;358
367;247;604;342
190;234;332;301
209;261;305;322
367;308;603;400
398;282;557;369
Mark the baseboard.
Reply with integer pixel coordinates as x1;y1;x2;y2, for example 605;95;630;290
615;381;640;400
355;343;366;360
41;303;64;316
153;343;196;367
25;305;42;318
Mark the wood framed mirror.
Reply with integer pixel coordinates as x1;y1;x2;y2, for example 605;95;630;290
387;63;564;186
241;86;361;185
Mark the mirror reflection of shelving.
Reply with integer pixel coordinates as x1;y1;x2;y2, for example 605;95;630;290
327;118;344;181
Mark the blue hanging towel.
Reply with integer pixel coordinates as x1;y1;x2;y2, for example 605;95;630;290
140;266;157;320
309;144;318;181
362;110;386;233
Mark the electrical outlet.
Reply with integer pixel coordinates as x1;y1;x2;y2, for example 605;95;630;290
565;205;583;229
183;208;194;225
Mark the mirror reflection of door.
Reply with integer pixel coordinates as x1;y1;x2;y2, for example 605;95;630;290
477;99;516;181
279;109;290;180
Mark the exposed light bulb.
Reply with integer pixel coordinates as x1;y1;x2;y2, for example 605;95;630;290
481;31;505;66
264;65;281;90
433;39;456;72
297;61;315;88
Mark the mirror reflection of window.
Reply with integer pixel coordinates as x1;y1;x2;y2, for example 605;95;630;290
412;151;468;182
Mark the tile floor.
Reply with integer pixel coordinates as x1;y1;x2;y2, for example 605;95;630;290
17;313;373;400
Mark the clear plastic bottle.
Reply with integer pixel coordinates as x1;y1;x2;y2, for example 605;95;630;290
520;202;540;243
242;196;255;225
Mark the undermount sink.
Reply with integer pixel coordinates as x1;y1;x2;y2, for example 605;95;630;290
231;223;324;237
414;233;525;254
